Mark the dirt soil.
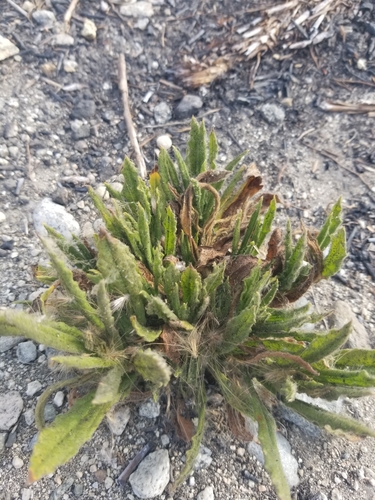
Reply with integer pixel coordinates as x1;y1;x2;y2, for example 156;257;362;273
1;1;375;499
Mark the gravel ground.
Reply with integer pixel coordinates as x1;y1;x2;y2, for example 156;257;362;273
1;1;375;499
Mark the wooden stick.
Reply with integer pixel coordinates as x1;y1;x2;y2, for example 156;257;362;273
64;0;80;30
5;0;30;21
118;54;147;179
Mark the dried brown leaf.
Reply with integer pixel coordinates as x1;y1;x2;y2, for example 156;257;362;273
196;171;229;184
267;228;282;260
160;325;181;364
180;186;193;237
222;169;263;218
225;255;259;287
227;405;254;442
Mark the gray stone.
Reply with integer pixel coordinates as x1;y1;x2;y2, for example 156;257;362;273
328;300;371;349
0;336;25;353
49;477;75;500
277;403;321;439
21;489;32;500
154;102;172;124
104;476;113;490
247;441;264;464
139;399;160;419
71;100;96;120
129;449;170;499
33;198;80;240
3;120;18;139
6;431;17;447
44;404;57;422
197;486;214;500
0;211;6;224
17;341;37;364
160;434;170;447
29;433;38;450
0;35;19;61
12;456;24;469
194;446;212;470
120;2;154;17
106;403;131;435
259;103;285;124
174;95;203;119
24;408;35;426
52;186;71;206
0;433;7;453
26;380;42;397
52;34;75;46
74;483;84;497
0;144;9;157
53;391;65;407
71;120;91;140
296;392;343;414
32;10;56;25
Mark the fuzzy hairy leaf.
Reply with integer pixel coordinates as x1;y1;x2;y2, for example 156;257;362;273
92;365;123;404
239;198;262;254
314;368;375;387
130;315;162;342
158;148;181;191
164;206;177;256
322;227;346;278
317;198;342;251
286;398;375;438
255;197;277;250
279;231;307;291
29;390;119;482
133;348;172;388
173;146;190;190
143;293;179;322
208;130;218;170
186;117;207;176
137;203;152;267
296;380;374;400
221;301;259;354
121;158;142;203
51;355;116;370
181;266;202;310
335;349;375;371
203;261;226;296
301;322;351;364
97;280;122;348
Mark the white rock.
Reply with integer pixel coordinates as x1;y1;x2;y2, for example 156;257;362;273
22;1;34;13
100;1;110;12
26;381;42;397
0;433;6;452
24;409;35;426
160;434;170;447
194;446;212;470
81;19;97;41
328;300;371;349
64;59;78;73
197;486;214;500
53;391;65;407
134;18;150;30
0;36;19;62
12;456;24;469
33;198;80;241
32;10;56;25
139;399;160;419
52;34;75;46
106;403;131;435
21;489;32;500
154;102;172;124
156;135;172;150
129;449;170;498
95;184;109;200
0;211;6;223
120;1;154;17
296;392;343;414
104;476;114;490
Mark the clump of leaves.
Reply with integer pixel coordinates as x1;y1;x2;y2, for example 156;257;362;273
1;119;374;499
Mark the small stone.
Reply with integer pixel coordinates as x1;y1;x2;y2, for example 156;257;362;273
329;300;371;349
189;476;195;487
22;489;32;500
28;433;38;451
24;409;35;426
95;184;109;200
33;198;80;240
154;102;172;124
64;59;78;73
0;433;7;453
139;399;160;419
54;391;65;407
160;434;170;447
156;135;172;150
129;449;170;499
81;19;97;41
44;404;57;422
22;1;34;13
77;200;85;209
0;336;24;352
259;103;285;124
0;35;19;61
17;341;37;364
74;483;84;497
104;476;114;490
26;381;42;397
0;144;9;157
106;403;131;435
0;212;6;224
12;456;24;469
120;2;154;17
194;446;212;470
134;18;150;30
52;34;75;46
71;100;96;120
52;186;71;206
197;486;214;500
237;447;246;457
174;95;203;119
331;488;342;500
3;120;18;139
32;10;56;25
71;120;91;140
94;469;106;482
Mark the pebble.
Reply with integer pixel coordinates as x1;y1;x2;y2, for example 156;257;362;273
194;446;213;470
120;2;154;17
156;135;172;150
106;403;131;435
22;1;34;13
54;391;65;407
0;35;19;61
81;19;97;41
154;102;172;124
28;433;38;451
21;489;32;500
328;300;371;349
33;198;80;240
3;120;18;139
196;486;214;500
0;336;25;353
17;341;37;364
32;10;56;25
160;434;170;447
174;94;203;119
0;433;7;453
12;456;24;469
104;476;114;490
24;408;35;426
64;59;78;73
129;449;170;499
26;380;42;397
0;212;6;224
71;100;96;120
134;18;150;30
6;431;17;447
139;399;160;419
52;186;71;206
71;120;91;140
44;404;57;422
331;488;342;500
259;103;285;124
52;34;75;46
74;483;84;497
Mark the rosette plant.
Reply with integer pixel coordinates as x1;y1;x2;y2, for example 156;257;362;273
1;119;375;500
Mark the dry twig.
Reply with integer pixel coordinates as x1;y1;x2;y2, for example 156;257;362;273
118;54;147;179
64;0;80;30
5;0;31;21
318;100;375;114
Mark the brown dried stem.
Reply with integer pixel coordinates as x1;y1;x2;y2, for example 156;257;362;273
64;0;80;31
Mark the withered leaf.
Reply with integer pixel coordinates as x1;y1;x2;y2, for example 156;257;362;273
222;165;263;218
225;255;258;287
196;246;226;269
160;325;181;364
266;228;282;260
227;405;254;442
180;186;193;237
176;400;195;442
196;170;229;184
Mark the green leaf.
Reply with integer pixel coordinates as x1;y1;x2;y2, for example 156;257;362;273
121;157;141;203
239;198;262;254
232;210;242;254
143;293;178;322
203;261;226;296
296;381;374;400
0;311;86;354
322;227;346;278
181;266;202;310
51;355;116;370
208;130;218;170
314;368;375;387
92;365;123;404
152;244;164;293
163;206;177;256
173;147;190;190
133;348;172;388
252;303;315;337
260;278;279;308
301;322;351;363
158;148;181;191
163;264;181;317
137;203;152;267
88;187;123;239
251;379;291;500
219;166;245;214
224;150;248;172
44;242;104;330
317;198;342;251
130;315;162;342
335;349;375;370
29;390;119;482
186;117;207;176
221;302;259;354
97;280;122;349
286;398;375;438
255;197;277;249
279;231;307;291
